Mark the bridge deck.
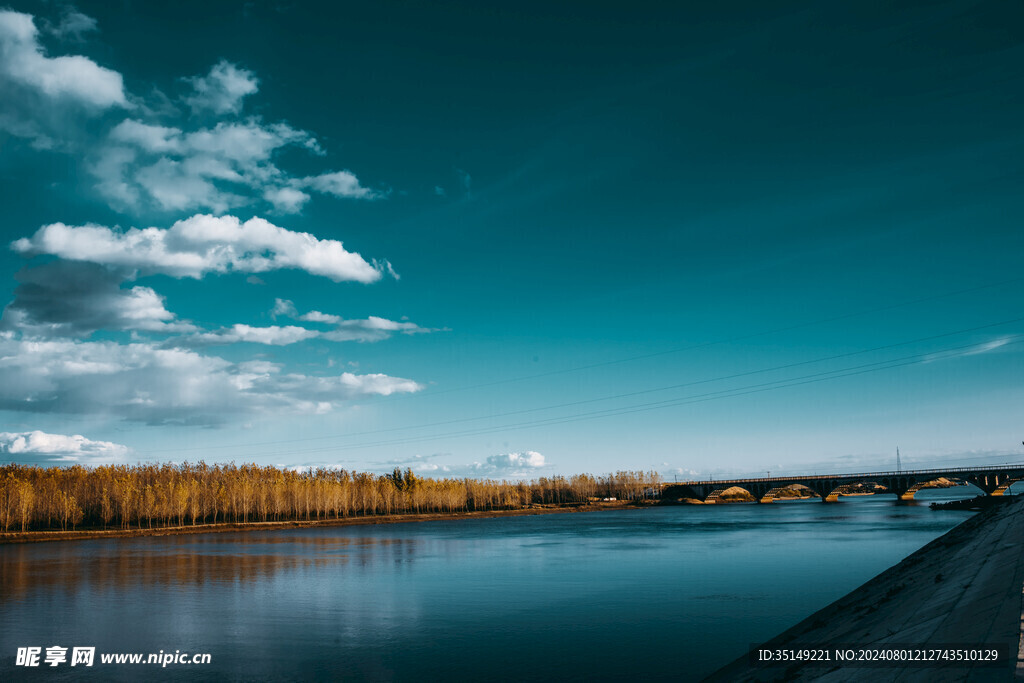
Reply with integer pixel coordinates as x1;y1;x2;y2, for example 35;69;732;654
676;463;1024;487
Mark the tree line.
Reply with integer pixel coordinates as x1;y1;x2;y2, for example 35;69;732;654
0;463;663;532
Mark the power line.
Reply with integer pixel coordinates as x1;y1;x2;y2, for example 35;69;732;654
141;314;1024;454
145;332;1024;459
377;275;1024;400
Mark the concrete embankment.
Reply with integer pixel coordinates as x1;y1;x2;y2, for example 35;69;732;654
708;496;1024;681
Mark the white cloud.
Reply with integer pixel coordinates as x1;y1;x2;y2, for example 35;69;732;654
12;215;386;283
484;451;546;471
271;298;298;318
336;373;423;397
271;298;440;342
95;118;331;213
0;10;127;109
413;451;549;480
0;430;129;464
0;36;381;215
299;310;342;324
90;146;141;206
184;59;259;115
109;119;182;153
322;317;436;342
0;337;423;425
175;324;319;347
301;170;379;200
265;186;311;213
187;120;320;162
135;158;245;213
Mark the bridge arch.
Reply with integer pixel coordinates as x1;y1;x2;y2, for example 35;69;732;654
820;478;879;502
704;486;757;504
759;483;825;503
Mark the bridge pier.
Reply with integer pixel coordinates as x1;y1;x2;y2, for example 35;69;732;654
965;474;1019;496
898;482;928;501
666;465;1023;505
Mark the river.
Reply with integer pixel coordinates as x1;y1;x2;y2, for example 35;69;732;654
0;488;992;680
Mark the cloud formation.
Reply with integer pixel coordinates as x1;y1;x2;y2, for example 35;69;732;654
12;214;386;283
0;336;423;425
0;430;129;464
0;261;193;338
0;11;382;215
272;298;439;342
93;114;383;214
0;10;127;109
184;59;259;115
96;117;329;213
172;324;320;347
410;451;548;479
0;12;430;447
302;171;379;200
484;451;546;471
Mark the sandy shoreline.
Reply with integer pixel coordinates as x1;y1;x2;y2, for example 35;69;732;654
706;495;1024;681
0;501;650;545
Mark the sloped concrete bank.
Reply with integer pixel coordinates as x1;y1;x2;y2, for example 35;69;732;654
708;496;1024;681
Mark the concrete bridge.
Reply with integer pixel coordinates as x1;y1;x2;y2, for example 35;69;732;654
663;464;1024;504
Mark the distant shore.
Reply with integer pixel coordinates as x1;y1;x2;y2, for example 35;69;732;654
0;500;654;545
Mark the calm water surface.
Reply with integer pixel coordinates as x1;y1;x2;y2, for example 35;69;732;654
0;489;990;681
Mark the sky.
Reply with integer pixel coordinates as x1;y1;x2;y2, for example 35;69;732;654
0;0;1022;480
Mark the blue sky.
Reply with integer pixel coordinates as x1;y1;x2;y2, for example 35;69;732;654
0;0;1022;479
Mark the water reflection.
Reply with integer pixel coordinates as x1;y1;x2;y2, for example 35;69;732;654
1;534;422;598
0;491;984;680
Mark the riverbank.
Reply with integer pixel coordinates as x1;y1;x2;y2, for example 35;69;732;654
707;495;1024;681
0;500;654;545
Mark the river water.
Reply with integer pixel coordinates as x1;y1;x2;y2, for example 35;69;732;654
0;489;991;680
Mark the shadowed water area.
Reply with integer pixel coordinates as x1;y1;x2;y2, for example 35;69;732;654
0;489;992;680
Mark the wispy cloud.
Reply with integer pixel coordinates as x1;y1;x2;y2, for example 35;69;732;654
43;7;99;42
271;298;441;342
169;324;319;347
455;168;472;199
923;336;1013;363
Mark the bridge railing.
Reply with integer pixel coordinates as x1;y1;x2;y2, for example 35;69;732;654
674;463;1024;487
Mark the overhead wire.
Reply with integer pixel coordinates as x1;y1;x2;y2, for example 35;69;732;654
141;313;1024;454
143;330;1024;459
